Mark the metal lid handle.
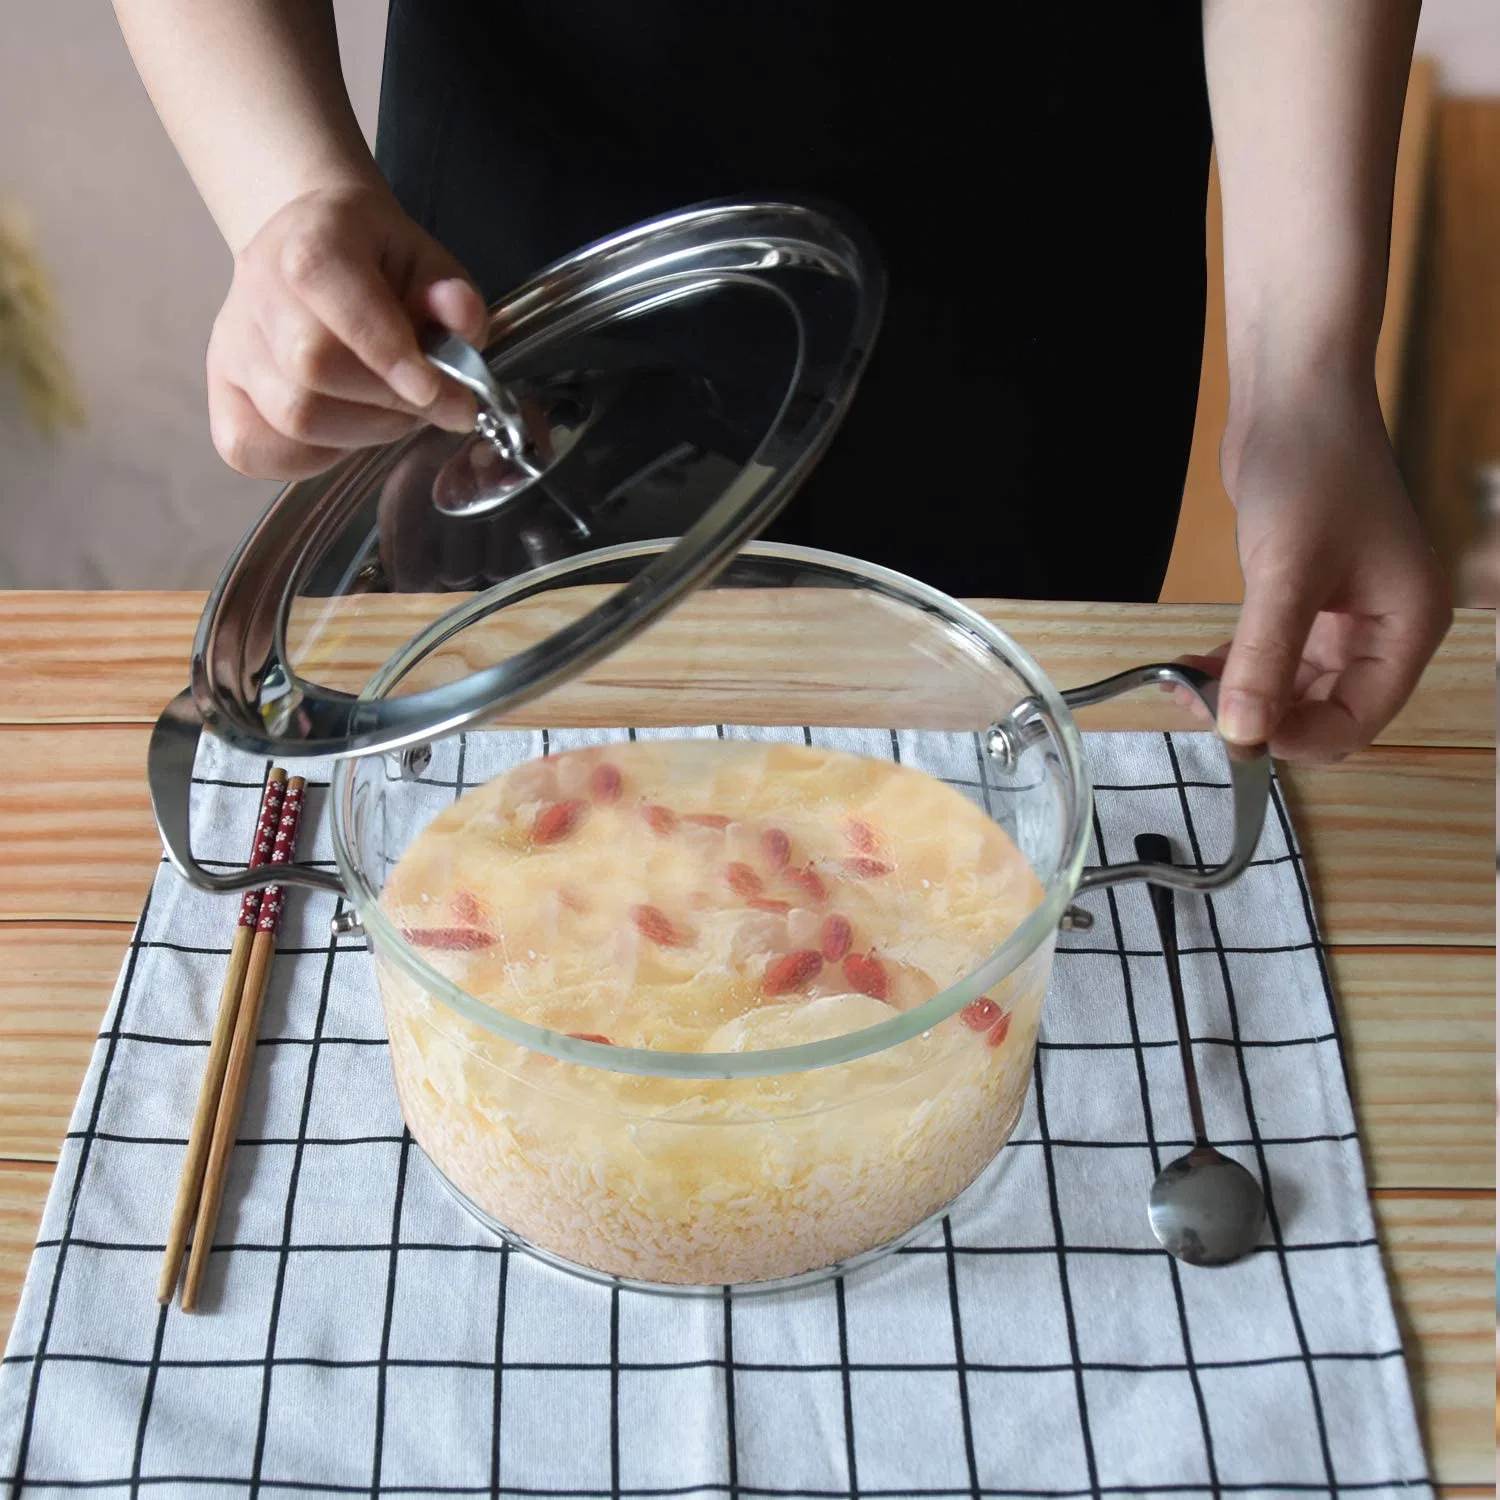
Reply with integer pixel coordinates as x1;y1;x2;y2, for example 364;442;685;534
419;325;543;482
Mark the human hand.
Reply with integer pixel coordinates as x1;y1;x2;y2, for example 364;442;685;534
207;183;488;478
1197;388;1450;761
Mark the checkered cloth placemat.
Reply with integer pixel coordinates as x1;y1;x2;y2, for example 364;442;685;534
1;728;1430;1499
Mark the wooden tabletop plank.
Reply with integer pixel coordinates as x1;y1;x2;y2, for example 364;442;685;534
0;925;129;1162
1375;1194;1497;1487
0;592;1491;748
3;724;1490;946
1280;749;1496;947
0;728;160;924
0;1163;52;1346
0;588;1490;1479
1330;950;1497;1193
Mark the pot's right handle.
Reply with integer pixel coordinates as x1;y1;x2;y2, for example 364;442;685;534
1073;663;1269;893
149;689;345;897
992;663;1271;896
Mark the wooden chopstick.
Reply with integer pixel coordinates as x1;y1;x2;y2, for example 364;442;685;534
180;775;306;1313
156;769;287;1307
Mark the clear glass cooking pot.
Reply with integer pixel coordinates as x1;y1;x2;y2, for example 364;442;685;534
148;203;1269;1291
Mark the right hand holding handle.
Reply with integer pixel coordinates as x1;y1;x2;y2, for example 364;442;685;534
207;183;489;478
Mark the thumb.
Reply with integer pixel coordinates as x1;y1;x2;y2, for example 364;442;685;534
402;240;488;432
406;235;488;346
1218;564;1321;747
420;273;488;346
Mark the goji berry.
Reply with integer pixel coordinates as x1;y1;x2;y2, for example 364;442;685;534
785;865;828;903
761;827;792;871
842;952;889;1001
960;997;1001;1032
589;763;623;803
747;897;792;914
726;862;763;897
819;913;853;962
532;800;587;845
402;927;496;950
642;803;678;835
763;949;824;996
630;903;688;947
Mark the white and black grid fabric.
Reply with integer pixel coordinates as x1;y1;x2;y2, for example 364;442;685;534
0;728;1430;1499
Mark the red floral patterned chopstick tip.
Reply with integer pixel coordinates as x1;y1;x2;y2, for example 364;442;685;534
237;771;288;930
255;776;306;937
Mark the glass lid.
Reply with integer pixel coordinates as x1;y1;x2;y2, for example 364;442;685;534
189;201;885;758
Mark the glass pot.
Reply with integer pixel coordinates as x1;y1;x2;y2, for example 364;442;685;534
148;203;1268;1291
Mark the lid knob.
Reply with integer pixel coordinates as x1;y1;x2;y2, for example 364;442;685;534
420;326;547;517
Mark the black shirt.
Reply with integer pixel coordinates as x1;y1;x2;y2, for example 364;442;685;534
376;1;1212;599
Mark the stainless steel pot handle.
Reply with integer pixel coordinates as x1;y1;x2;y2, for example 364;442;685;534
989;662;1271;896
153;660;1265;901
148;689;346;896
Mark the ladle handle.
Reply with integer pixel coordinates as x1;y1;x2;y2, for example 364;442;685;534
1136;833;1209;1149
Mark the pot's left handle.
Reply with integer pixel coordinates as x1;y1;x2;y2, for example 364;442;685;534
149;689;346;896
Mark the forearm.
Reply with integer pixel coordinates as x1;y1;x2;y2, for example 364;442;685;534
1203;0;1420;432
112;0;384;254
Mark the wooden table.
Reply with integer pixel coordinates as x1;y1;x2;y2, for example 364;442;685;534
0;593;1493;1490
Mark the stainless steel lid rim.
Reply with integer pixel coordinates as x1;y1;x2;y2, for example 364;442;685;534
186;200;884;759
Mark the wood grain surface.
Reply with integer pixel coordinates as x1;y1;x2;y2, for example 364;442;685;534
0;591;1492;747
1279;749;1496;946
0;925;126;1162
0;591;1491;1490
1329;949;1495;1193
1374;1195;1496;1488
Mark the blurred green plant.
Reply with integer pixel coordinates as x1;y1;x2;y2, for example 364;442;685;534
0;203;84;436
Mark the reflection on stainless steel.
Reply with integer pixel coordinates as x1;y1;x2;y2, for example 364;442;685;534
148;689;344;898
429;380;592;526
420;326;543;502
986;662;1270;896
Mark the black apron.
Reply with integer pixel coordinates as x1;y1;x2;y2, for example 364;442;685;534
375;1;1212;601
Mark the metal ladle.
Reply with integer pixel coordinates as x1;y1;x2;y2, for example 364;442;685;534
1135;832;1266;1266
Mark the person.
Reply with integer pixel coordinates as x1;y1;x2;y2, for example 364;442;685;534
113;1;1449;762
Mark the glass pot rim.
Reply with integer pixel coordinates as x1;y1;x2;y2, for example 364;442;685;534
329;540;1092;1080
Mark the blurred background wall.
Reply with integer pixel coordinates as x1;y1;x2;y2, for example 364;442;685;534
0;0;1496;595
0;0;385;590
